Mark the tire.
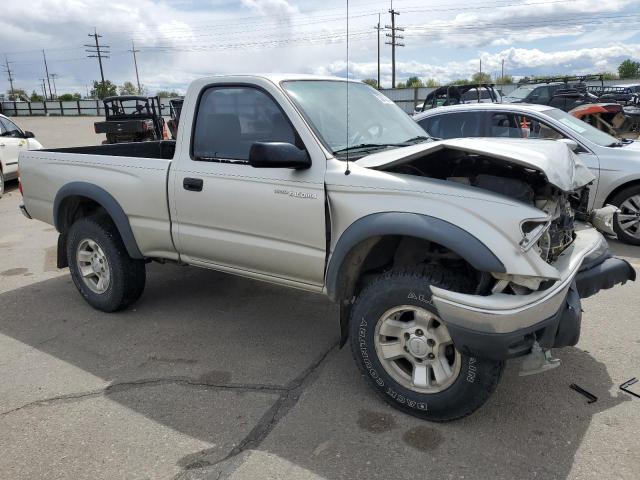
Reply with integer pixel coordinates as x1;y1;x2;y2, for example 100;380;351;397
349;267;504;422
67;214;146;312
611;185;640;245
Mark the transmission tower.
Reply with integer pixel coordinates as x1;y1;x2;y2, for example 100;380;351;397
2;56;15;96
385;2;404;88
85;29;110;86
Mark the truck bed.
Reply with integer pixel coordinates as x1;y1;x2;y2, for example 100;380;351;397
19;143;178;261
44;140;176;159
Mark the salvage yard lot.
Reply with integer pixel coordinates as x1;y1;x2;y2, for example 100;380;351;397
1;117;639;480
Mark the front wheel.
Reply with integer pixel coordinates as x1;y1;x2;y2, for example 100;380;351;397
67;215;146;312
611;185;640;245
349;268;504;422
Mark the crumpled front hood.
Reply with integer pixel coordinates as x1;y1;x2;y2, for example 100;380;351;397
355;137;595;192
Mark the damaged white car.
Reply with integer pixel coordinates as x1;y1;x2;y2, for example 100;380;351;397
18;76;635;421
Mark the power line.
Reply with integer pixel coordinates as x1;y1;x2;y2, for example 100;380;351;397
50;73;59;98
85;28;110;86
128;40;142;93
2;56;15;96
42;50;53;100
385;1;404;88
374;13;382;88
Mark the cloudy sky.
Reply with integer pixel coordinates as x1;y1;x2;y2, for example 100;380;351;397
2;0;639;95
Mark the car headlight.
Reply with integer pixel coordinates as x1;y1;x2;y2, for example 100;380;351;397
519;219;551;252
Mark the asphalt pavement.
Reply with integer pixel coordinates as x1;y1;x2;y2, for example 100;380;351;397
1;117;639;480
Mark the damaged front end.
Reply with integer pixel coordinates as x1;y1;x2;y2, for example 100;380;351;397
356;138;635;366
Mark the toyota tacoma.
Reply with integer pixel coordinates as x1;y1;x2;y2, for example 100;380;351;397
18;75;635;421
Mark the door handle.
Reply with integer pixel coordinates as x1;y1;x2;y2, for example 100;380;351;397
183;177;203;192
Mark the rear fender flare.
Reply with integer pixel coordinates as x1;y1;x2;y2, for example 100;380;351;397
53;182;143;260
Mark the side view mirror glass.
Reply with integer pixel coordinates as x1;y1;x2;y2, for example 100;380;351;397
249;142;311;169
558;138;579;151
23;131;35;139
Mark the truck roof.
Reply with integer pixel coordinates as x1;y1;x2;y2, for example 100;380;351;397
195;73;358;84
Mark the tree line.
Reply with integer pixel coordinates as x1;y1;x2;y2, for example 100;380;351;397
362;58;640;89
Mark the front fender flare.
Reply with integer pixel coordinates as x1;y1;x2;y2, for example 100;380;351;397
325;212;506;303
53;182;144;259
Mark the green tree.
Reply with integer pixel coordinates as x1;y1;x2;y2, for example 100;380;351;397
601;72;619;80
29;90;44;102
90;80;118;100
405;76;424;87
58;93;82;101
451;79;470;86
7;88;27;101
425;78;438;88
471;72;492;83
618;59;640;79
361;78;378;88
119;81;139;95
395;81;406;88
156;90;181;98
495;75;513;85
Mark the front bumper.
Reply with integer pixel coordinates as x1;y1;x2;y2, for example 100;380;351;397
431;228;635;360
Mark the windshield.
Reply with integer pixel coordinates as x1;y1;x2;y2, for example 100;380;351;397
506;86;534;99
281;80;429;155
544;108;619;146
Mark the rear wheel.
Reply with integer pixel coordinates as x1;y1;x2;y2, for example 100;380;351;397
349;267;504;422
611;185;640;245
67;215;146;312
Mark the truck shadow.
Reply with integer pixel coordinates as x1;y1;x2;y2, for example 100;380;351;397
0;263;629;479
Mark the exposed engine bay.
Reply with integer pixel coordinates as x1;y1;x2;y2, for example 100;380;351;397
385;149;590;265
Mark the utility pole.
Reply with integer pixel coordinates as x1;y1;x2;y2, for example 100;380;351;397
374;14;382;89
2;56;15;97
479;59;482;76
85;28;110;87
50;73;59;98
42;50;53;100
501;58;505;80
41;79;47;99
128;40;142;93
385;2;404;88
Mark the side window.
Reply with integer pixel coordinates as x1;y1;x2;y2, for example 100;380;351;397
515;115;564;140
192;86;297;162
418;111;485;139
529;86;550;103
0;119;6;135
489;112;521;138
0;117;22;136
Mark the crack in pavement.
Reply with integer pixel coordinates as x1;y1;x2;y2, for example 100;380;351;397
175;342;339;479
0;377;289;417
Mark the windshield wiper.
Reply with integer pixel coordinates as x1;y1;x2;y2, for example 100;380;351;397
333;143;400;155
400;135;432;145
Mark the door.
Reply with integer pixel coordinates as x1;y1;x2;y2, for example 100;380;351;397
0;117;26;177
170;84;327;287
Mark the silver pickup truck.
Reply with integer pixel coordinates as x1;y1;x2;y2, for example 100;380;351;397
18;75;635;421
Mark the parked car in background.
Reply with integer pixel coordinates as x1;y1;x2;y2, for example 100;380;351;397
414;103;640;244
415;83;501;113
0;114;43;197
18;75;634;421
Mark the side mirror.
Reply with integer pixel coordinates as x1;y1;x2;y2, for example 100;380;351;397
23;131;35;139
249;142;311;169
558;138;579;151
